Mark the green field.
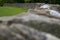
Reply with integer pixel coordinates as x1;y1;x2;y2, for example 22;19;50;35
0;7;27;16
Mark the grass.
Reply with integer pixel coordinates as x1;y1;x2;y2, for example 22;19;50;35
0;7;27;16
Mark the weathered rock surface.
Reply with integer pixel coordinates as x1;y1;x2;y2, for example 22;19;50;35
0;23;60;40
0;3;60;40
11;12;60;38
0;12;60;39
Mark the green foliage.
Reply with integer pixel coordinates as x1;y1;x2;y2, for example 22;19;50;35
15;0;25;3
0;7;27;16
0;0;60;6
0;0;4;6
24;0;30;3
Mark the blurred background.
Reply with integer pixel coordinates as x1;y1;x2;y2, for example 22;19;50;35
0;0;60;6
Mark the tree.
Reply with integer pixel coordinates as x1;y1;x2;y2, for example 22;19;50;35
0;0;4;6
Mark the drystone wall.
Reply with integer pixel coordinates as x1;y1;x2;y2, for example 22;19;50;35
4;3;45;9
